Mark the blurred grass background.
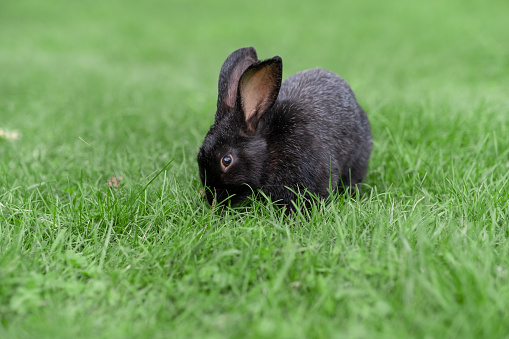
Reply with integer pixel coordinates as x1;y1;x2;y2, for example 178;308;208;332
1;0;507;187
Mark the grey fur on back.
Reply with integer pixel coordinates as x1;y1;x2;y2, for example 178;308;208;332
278;68;372;189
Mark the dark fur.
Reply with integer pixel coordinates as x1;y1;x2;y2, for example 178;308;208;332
197;47;372;207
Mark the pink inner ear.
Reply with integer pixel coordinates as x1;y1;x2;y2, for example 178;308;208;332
225;58;256;110
240;65;277;125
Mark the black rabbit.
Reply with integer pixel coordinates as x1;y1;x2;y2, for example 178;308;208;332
197;47;372;208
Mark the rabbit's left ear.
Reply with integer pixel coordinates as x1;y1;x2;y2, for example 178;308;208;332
217;47;258;118
238;56;282;134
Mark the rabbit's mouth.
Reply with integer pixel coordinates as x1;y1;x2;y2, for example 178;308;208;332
204;185;252;206
203;187;229;206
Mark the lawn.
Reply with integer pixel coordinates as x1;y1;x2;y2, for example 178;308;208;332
1;0;508;338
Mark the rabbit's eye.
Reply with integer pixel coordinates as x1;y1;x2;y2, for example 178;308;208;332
221;155;233;169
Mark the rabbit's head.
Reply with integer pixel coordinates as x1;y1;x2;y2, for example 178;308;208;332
197;47;283;205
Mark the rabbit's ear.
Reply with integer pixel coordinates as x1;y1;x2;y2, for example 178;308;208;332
217;47;258;116
238;56;282;134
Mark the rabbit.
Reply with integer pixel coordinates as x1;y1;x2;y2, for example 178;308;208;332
197;46;372;209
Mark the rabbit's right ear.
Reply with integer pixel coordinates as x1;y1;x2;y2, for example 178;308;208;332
238;56;283;134
216;47;258;118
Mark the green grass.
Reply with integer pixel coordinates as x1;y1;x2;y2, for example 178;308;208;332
1;0;508;337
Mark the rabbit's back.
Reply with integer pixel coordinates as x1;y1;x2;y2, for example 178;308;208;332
279;69;366;131
277;68;372;189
